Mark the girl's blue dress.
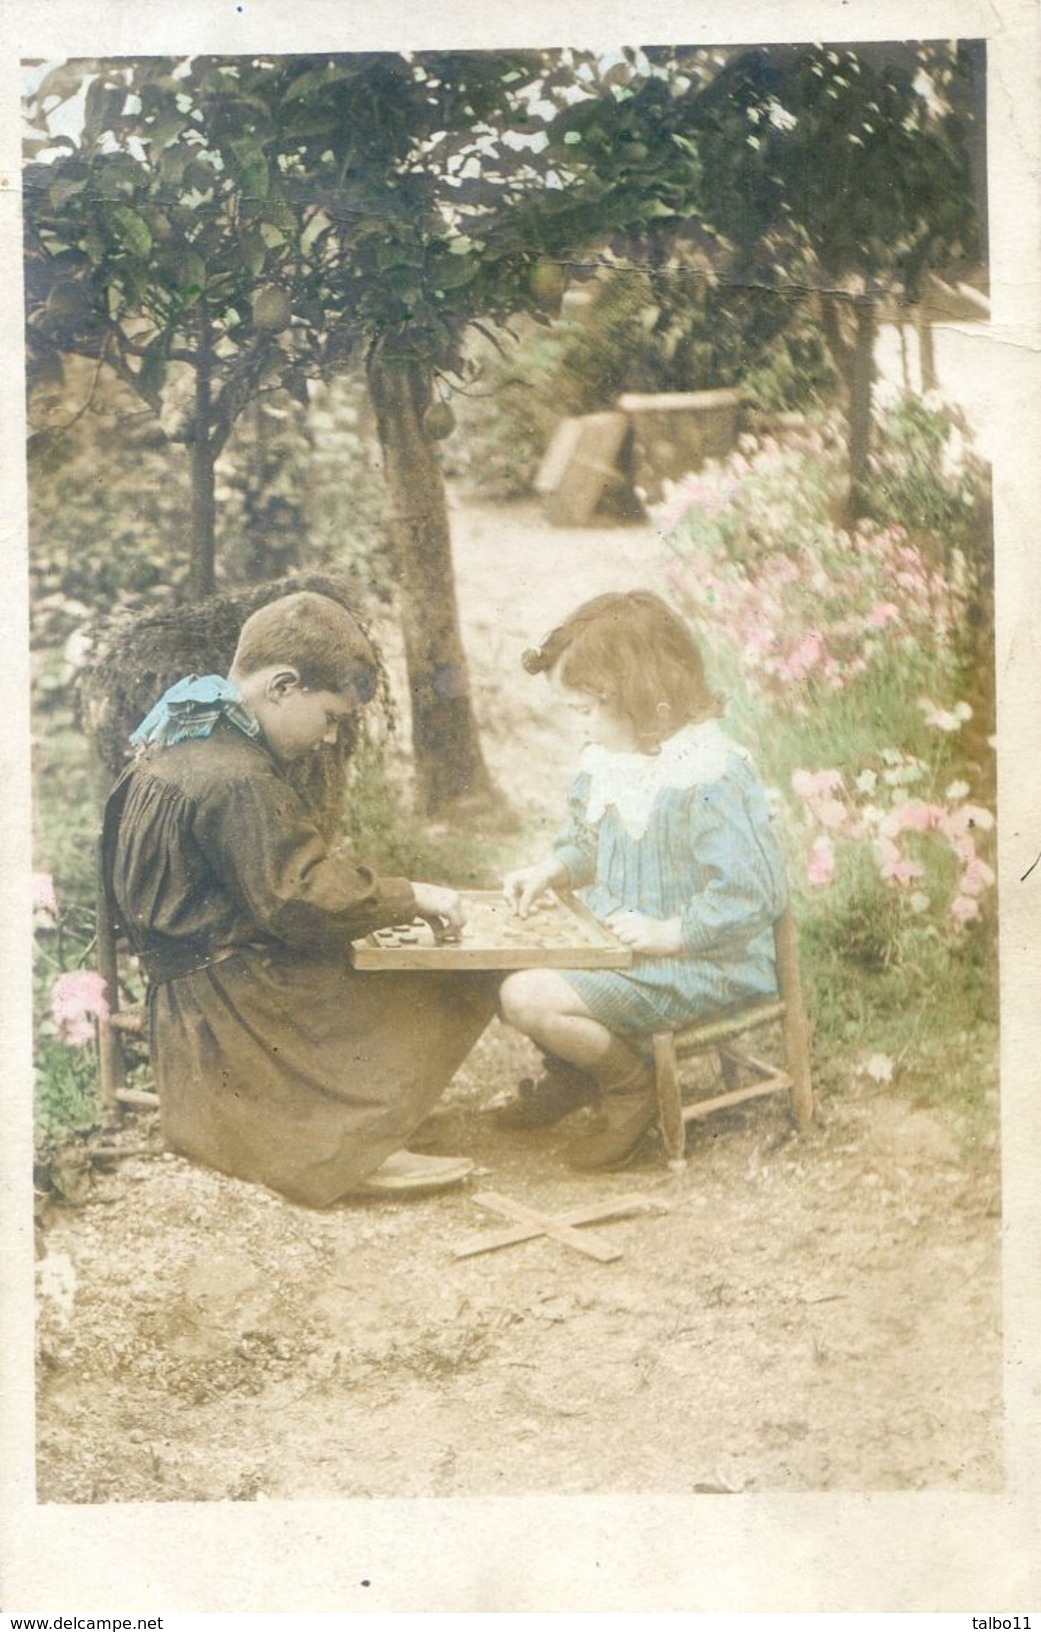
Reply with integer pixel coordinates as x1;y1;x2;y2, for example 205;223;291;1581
553;719;788;1036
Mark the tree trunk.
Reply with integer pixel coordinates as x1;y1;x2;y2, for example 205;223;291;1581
367;354;497;816
189;353;216;601
189;437;217;601
819;290;877;524
848;296;877;519
916;306;938;393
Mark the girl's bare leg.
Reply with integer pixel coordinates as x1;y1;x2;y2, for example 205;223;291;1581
499;968;615;1069
499;968;657;1169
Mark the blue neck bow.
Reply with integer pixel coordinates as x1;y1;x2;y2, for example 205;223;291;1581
129;675;261;751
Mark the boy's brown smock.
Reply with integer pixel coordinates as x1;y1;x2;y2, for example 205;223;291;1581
106;726;495;1207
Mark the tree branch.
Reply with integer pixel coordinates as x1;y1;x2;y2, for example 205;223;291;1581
30;336;113;439
208;336;281;455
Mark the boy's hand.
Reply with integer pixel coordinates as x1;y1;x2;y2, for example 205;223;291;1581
605;910;684;957
411;882;467;935
502;859;567;919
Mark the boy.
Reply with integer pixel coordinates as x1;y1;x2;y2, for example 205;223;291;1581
104;591;495;1206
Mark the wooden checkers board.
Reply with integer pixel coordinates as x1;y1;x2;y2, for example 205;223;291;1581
350;890;632;971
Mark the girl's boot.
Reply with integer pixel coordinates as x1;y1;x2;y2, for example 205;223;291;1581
566;1039;657;1170
492;1052;599;1131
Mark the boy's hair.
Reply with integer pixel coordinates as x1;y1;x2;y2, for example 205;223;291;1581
232;591;377;703
523;590;722;746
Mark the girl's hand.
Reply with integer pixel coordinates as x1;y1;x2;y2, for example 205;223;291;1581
411;882;467;935
605;910;684;957
502;859;567;919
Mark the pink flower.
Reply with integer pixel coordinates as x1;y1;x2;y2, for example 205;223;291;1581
941;805;995;849
892;800;945;834
960;857;996;898
50;970;109;1048
33;872;58;929
807;836;835;888
781;630;825;682
875;837;925;886
951;895;981;923
814;797;849;831
866;601;900;628
946;833;977;865
885;859;926;887
918;698;973;732
744;619;776;658
792;768;844;800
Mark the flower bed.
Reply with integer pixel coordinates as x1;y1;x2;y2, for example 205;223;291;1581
654;407;995;1008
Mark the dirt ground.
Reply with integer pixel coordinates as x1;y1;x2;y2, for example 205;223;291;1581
33;490;1003;1501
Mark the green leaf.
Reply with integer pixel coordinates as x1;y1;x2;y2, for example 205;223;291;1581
48;176;87;210
237;229;267;275
228;137;270;202
380;265;422;298
280;62;358;104
110;205;153;257
430;252;482;291
92;152;145;200
84;77;115;144
172;250;206;291
81;229;107;265
260;196;296;232
148;110;189;150
120;258;149;304
34;62;90;113
158;145;193;188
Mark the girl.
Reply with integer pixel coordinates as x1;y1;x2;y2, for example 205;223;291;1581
498;590;787;1171
104;591;497;1206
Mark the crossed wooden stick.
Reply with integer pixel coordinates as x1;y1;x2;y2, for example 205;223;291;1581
454;1190;669;1262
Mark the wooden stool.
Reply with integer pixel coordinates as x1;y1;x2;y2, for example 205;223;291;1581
651;907;813;1170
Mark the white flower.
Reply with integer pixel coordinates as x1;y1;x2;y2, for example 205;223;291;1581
859;1053;895;1084
854;769;878;795
945;780;970;802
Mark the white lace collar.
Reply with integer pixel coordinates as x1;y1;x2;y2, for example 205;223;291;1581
579;719;750;840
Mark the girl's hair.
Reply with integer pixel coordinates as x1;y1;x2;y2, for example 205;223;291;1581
523;590;722;747
232;591;378;704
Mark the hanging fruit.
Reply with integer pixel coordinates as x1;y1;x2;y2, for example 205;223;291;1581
528;259;569;312
251;284;292;333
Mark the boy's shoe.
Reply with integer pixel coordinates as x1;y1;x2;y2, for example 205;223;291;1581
407;1107;462;1150
566;1089;658;1171
491;1056;598;1131
352;1150;474;1195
